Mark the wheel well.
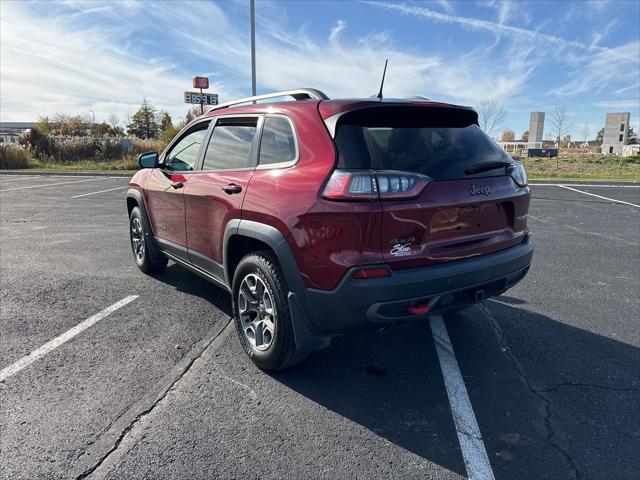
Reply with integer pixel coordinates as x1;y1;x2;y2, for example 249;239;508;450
226;235;274;283
127;197;138;215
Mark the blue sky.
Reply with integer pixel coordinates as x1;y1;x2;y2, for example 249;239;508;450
1;0;639;139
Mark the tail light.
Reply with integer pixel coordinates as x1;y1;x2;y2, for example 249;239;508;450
508;162;528;187
322;170;431;201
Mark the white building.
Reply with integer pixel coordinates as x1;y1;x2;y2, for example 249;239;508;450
0;122;34;145
601;112;630;155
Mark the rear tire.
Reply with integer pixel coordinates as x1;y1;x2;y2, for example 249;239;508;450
129;206;167;274
232;251;307;371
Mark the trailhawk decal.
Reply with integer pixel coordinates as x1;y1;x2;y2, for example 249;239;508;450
389;237;415;257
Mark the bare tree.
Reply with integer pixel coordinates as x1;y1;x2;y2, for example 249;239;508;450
477;100;507;138
108;113;121;129
578;123;591;170
549;105;570;169
581;123;590;144
550;106;570;146
501;128;515;142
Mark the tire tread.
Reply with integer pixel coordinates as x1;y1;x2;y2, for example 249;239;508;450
233;250;307;370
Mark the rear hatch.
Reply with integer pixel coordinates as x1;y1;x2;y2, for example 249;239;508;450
328;104;530;270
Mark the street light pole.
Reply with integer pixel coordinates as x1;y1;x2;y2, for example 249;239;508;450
88;110;95;135
250;0;256;99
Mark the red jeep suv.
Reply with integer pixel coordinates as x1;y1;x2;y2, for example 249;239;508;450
127;89;532;370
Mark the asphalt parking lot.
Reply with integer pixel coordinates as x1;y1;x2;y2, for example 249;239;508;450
0;174;638;480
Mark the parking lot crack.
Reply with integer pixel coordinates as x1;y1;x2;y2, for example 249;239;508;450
539;382;638;393
75;319;231;480
482;304;584;480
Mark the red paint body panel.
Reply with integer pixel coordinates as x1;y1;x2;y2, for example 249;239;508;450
239;102;384;290
379;177;529;270
133;97;531;293
184;170;252;264
144;169;189;246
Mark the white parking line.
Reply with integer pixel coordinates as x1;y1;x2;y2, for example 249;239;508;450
0;178;106;192
0;176;41;182
0;295;138;382
557;184;640;208
429;315;495;480
71;186;128;198
531;183;640;188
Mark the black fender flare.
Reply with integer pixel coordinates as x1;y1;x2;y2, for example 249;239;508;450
223;219;331;353
126;188;162;256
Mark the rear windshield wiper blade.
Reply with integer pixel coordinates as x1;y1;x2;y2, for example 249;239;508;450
465;161;513;175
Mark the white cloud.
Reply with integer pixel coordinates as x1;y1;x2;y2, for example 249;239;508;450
433;0;456;14
551;42;640;97
594;99;640;110
1;0;636;134
479;0;515;25
0;1;240;123
112;3;534;103
363;1;605;52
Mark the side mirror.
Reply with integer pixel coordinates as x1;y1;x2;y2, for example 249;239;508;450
138;152;159;169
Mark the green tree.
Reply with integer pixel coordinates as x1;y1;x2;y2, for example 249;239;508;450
184;106;201;125
127;99;160;139
92;122;110;137
159;111;173;133
627;126;637;145
596;127;604;144
19;127;53;158
35;116;53;135
51;113;91;136
160;125;181;144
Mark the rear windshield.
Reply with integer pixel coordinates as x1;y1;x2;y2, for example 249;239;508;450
334;107;510;181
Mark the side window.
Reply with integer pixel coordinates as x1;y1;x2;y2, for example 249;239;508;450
259;117;296;166
202;120;257;171
164;123;209;171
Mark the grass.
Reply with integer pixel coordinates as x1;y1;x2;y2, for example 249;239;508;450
30;156;139;171
518;155;640;181
3;149;639;182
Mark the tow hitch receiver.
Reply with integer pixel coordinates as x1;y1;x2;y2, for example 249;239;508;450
407;304;430;315
406;296;441;316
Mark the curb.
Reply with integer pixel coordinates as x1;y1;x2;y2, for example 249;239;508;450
529;180;640;185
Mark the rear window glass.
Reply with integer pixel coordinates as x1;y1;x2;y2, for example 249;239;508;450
334;107;510;181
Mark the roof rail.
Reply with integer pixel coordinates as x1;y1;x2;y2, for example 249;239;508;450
211;88;329;112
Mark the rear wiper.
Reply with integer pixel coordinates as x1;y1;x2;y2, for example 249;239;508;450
465;161;513;175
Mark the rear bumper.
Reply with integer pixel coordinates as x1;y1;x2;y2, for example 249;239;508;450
305;240;533;334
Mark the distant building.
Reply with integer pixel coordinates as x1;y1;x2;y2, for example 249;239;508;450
623;144;640;156
529;112;545;144
0;122;34;145
602;112;630;155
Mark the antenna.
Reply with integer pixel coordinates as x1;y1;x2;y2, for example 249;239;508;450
376;59;388;100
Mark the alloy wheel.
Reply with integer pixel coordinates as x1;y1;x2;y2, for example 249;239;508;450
131;217;145;262
238;273;276;351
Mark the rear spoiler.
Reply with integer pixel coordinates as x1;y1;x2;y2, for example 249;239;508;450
320;102;478;138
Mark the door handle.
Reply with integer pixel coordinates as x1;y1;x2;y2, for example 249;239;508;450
171;181;184;189
222;184;242;194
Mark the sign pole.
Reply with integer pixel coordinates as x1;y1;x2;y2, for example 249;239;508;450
187;77;217;111
250;0;256;100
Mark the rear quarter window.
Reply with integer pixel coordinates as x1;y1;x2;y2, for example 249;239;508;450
258;117;296;166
